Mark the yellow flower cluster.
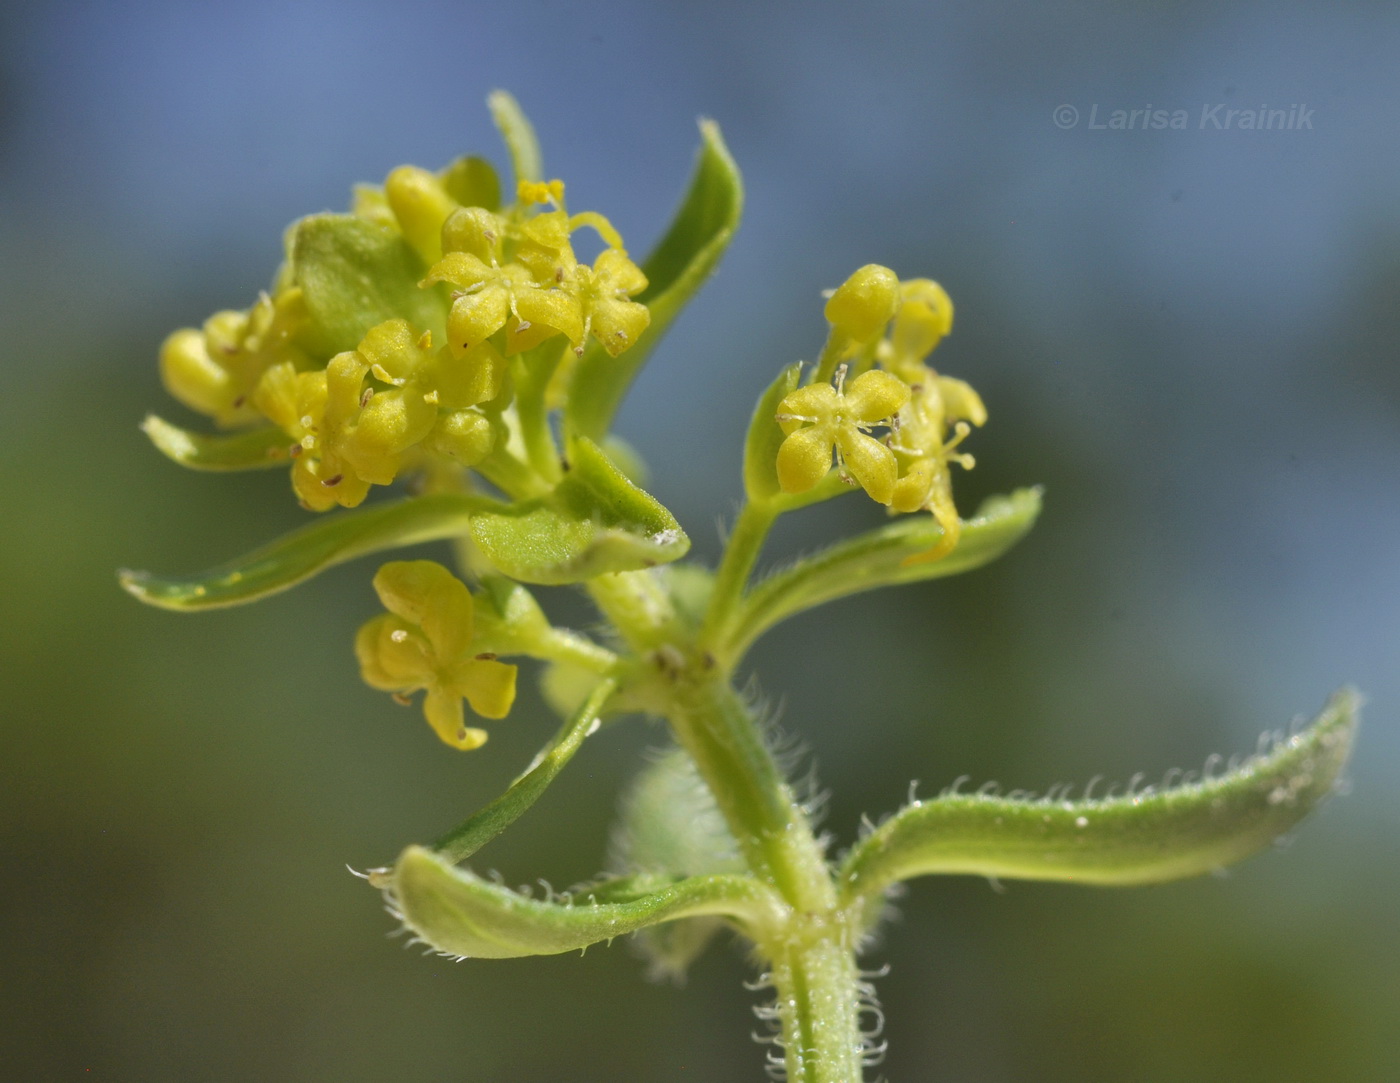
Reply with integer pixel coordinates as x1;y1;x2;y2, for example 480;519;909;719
774;266;986;561
356;561;517;750
422;180;650;361
157;164;649;510
256;318;505;511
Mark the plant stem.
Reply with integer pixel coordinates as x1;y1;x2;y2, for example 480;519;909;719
666;676;867;1081
759;920;867;1083
667;677;830;908
700;499;777;656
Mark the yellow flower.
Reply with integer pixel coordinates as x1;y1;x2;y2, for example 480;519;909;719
572;248;650;356
254;319;507;509
775;366;910;504
880;278;955;379
825;264;900;344
355;561;517;750
159;287;313;427
889;367;986;563
253;359;371;512
423;250;580;357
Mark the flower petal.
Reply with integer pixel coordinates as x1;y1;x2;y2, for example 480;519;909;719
844;369;909;423
775;425;836;494
837;429;898;505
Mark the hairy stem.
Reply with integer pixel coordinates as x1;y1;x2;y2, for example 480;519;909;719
759;920;868;1083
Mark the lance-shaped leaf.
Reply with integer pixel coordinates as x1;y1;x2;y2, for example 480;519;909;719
488;90;542;186
385;846;781;959
432;679;617;865
142;415;291;472
120;493;500;611
723;487;1041;660
839;690;1357;909
469;437;689;584
566;120;743;441
743;362;802;503
291;213;447;357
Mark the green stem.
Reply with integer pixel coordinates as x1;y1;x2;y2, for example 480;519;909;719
513;346;567;484
585;569;677;650
699;499;777;657
666;677;832;912
536;627;618;674
759;921;867;1083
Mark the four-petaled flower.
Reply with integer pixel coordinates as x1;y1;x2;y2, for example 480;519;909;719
775;366;911;505
889;369;986;563
355;561;517;750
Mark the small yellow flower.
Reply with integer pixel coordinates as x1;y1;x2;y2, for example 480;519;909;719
889;367;986;563
880;278;955;379
159;288;313;427
775;366;911;504
825;264;900;344
253;359;371;512
355;561;517;750
423;250;580;357
572;248;650;357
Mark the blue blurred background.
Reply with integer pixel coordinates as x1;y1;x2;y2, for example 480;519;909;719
3;1;1398;1079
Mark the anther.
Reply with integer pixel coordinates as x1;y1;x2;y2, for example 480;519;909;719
475;652;497;661
322;474;343;487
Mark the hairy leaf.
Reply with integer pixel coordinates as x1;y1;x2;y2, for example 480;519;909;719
725;487;1042;659
142;415;291;472
567;120;743;440
120;493;498;610
839;690;1358;907
610;747;743;978
385;846;780;959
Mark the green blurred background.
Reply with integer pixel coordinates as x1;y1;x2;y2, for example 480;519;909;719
3;2;1398;1080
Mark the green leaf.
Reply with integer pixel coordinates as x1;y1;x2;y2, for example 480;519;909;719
291;213;447;356
119;493;498;611
488;90;542;186
432;679;617;865
439;155;500;211
743;362;802;503
610;747;743;977
141;415;290;472
611;747;741;879
724;487;1042;659
469;437;690;584
384;846;779;959
838;689;1358;908
566;120;743;440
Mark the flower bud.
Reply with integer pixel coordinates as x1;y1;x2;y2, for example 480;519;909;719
386;166;458;264
824;264;900;342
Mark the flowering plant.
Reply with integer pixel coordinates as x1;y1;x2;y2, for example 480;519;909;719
124;93;1354;1082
